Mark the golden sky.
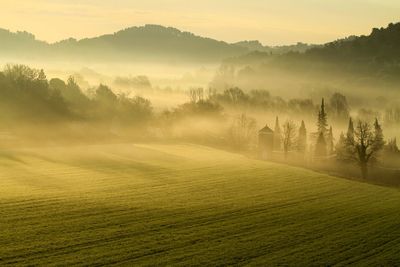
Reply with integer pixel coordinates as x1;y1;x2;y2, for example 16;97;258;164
1;0;399;45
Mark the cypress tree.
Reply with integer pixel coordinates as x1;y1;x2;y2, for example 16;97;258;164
273;116;282;151
373;118;385;154
314;98;328;157
297;120;307;153
317;98;328;136
344;117;355;157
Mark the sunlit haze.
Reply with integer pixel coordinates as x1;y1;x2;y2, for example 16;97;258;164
1;0;399;44
1;1;400;265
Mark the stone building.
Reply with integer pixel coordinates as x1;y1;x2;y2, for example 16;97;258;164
258;124;274;159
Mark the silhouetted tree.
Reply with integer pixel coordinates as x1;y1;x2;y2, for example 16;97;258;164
343;120;385;178
273;116;282;151
282;120;296;159
336;117;356;161
373;118;385;153
314;98;328;157
297;120;307;153
317;98;328;135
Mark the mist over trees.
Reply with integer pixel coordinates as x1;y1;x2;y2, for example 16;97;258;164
282;120;296;159
214;23;400;106
297;121;307;154
0;61;398;184
336;118;385;178
253;94;396;181
0;65;153;127
1;15;400;267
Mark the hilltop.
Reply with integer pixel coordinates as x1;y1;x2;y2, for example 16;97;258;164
233;22;400;71
306;22;400;62
0;24;314;63
219;22;400;95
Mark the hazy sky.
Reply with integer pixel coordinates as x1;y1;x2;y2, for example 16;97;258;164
1;0;399;45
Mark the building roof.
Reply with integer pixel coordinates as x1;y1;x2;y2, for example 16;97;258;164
259;124;274;134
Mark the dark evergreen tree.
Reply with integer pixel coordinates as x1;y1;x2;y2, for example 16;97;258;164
373;118;385;152
314;98;328;157
317;98;328;136
273;116;282;151
282;120;297;159
297;120;307;153
346;117;355;142
344;117;355;156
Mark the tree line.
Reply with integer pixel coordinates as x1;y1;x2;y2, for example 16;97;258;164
270;98;397;179
186;86;350;122
0;64;152;125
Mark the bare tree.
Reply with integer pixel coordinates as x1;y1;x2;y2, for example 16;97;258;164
282;120;297;159
230;113;257;150
345;120;385;178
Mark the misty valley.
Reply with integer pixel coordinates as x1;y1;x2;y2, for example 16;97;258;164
0;17;400;266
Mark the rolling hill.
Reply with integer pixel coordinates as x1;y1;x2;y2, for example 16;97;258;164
229;22;400;76
218;22;400;97
0;24;317;63
306;22;400;63
0;143;399;265
0;25;248;63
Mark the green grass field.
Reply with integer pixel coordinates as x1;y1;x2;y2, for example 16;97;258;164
0;143;399;266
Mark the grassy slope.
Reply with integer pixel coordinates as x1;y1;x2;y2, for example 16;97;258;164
0;143;399;266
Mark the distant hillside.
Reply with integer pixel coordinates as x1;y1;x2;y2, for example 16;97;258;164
220;22;400;93
0;25;315;63
0;25;249;62
306;22;400;63
0;25;248;63
0;29;48;56
234;40;317;54
50;25;249;62
231;22;400;70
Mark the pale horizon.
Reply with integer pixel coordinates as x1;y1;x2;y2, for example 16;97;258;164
1;0;399;45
